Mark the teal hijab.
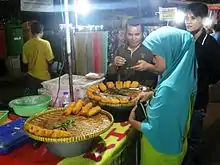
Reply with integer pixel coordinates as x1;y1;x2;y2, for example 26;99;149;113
141;26;197;154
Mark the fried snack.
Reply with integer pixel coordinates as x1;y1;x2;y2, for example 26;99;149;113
88;93;95;99
86;87;93;93
116;81;123;89
101;97;109;103
28;125;44;136
93;95;102;101
87;106;101;117
80;102;93;115
43;129;53;137
130;81;139;88
126;81;132;88
34;126;46;136
88;85;100;92
119;97;129;104
51;129;71;138
110;98;120;104
87;90;97;100
27;124;71;138
123;81;127;88
72;99;85;114
86;90;93;97
98;83;107;92
64;107;72;115
28;124;37;134
123;81;131;88
64;102;76;115
106;81;115;88
69;102;76;107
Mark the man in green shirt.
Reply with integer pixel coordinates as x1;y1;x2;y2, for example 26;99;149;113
106;22;158;88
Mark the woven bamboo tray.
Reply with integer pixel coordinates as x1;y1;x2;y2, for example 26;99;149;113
24;108;114;143
98;100;136;107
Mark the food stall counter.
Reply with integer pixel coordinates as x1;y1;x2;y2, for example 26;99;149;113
0;119;138;165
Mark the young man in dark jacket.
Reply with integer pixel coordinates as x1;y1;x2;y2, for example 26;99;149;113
185;2;220;164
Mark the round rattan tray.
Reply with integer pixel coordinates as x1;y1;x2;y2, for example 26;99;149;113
91;99;136;108
24;108;114;143
90;100;135;122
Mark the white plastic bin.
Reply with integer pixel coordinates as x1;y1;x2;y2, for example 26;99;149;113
41;74;105;106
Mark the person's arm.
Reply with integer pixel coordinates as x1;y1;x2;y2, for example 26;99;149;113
131;55;165;75
106;47;124;75
141;32;167;75
129;91;154;131
145;55;166;74
129;117;141;131
143;46;166;74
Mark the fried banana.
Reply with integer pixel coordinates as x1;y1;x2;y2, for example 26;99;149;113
101;97;109;103
116;81;123;89
80;102;93;115
119;97;129;104
123;81;131;88
110;98;120;104
72;99;85;114
98;83;107;92
51;129;71;138
64;102;75;115
93;95;102;101
87;106;101;117
130;81;139;88
106;81;115;88
43;129;53;137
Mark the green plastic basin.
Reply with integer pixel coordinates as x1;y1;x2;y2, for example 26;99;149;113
9;95;52;117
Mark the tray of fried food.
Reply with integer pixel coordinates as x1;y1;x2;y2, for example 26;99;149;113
86;81;141;107
24;100;114;143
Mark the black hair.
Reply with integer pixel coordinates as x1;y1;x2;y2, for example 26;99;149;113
187;2;208;18
31;21;44;35
125;18;144;33
213;24;220;32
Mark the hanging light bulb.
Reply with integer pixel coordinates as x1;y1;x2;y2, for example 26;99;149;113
75;0;92;16
174;10;185;24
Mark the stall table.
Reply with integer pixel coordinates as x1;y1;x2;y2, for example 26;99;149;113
0;116;139;165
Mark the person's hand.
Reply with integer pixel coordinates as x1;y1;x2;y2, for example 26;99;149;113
136;91;154;102
129;105;137;122
131;60;151;71
114;56;126;67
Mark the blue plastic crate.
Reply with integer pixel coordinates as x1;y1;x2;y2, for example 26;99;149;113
0;118;30;154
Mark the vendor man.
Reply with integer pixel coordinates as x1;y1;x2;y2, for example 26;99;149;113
22;21;54;94
106;21;158;88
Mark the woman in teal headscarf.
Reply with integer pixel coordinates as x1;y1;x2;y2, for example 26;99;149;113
129;26;197;165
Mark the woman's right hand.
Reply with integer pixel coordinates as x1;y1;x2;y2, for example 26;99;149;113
114;56;126;67
136;91;154;102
